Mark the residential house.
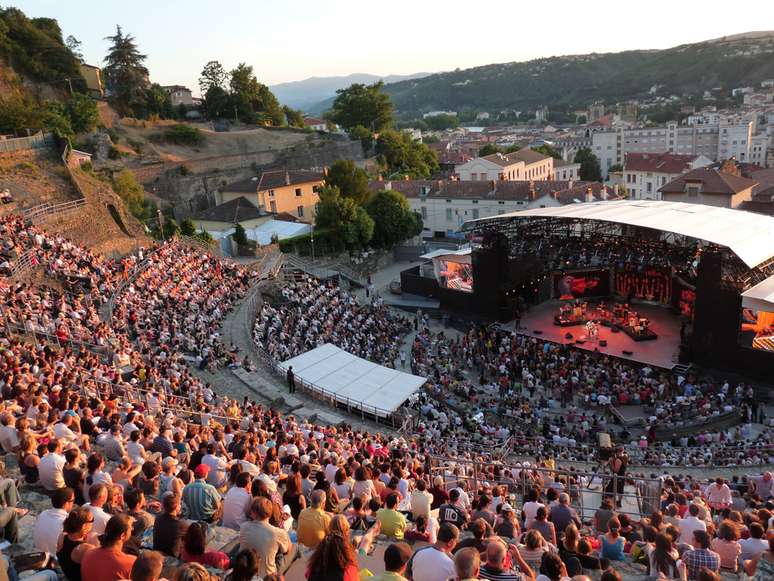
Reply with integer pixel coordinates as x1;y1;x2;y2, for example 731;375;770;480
79;64;104;99
219;169;324;223
191;196;271;254
162;85;194;107
623;152;713;200
659;163;758;209
455;147;554;181
303;117;327;131
369;179;615;239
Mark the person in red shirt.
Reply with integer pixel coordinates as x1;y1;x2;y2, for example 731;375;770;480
81;514;137;581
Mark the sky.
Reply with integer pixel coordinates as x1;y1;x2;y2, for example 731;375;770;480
9;0;774;95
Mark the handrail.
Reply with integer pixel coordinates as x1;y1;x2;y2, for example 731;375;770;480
22;198;86;225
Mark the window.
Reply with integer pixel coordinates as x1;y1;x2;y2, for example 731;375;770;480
270;200;277;213
472;200;478;204
295;188;302;197
646;182;652;194
685;185;700;196
268;189;275;198
472;209;479;219
498;201;505;205
297;205;304;217
471;173;478;181
421;206;427;219
446;208;453;221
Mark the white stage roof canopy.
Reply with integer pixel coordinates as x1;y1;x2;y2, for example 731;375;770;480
277;343;426;418
742;275;774;312
465;200;774;269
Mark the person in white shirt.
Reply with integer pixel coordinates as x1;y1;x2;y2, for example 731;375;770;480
0;414;19;453
33;487;74;554
222;472;253;530
202;447;230;489
678;504;707;548
38;439;66;491
705;477;732;510
83;483;111;537
739;522;769;562
410;479;434;521
411;522;459;581
750;472;774;500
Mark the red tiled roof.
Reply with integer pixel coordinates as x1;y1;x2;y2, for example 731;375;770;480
659;167;758;196
480;147;551;167
624;152;699;174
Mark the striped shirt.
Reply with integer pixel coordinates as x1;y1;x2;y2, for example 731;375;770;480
182;479;221;521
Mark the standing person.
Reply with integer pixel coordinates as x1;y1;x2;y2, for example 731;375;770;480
604;449;628;508
287;366;296;394
80;515;137;581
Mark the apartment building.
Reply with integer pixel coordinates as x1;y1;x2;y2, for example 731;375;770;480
623;152;713;200
219;169;324;223
369;179;616;239
455;148;554;181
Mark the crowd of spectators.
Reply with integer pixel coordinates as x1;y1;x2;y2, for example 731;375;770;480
0;213;774;581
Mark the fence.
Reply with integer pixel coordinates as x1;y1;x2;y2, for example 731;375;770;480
426;456;664;522
22;198;87;225
0;132;54;154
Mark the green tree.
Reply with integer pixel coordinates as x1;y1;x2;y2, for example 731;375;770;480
42;104;74;144
326;81;393;132
103;25;149;117
478;143;503;156
203;85;230;119
608;163;623;173
163;218;180;239
365;189;422;248
198;60;228;95
112;168;147;218
283;105;304;128
232;223;248;246
179;218;196;236
325;159;371;205
63;93;99;133
376;129;438;179
574;147;602;182
229;63;284;125
349;124;373;152
531;144;562;159
65;35;83;62
424;113;459;130
315;185;374;249
142;83;173;118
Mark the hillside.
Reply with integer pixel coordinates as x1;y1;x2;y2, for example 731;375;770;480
270;71;431;112
381;32;774;117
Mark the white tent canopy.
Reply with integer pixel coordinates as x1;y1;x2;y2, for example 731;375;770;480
277;344;426;417
246;219;311;246
742;275;774;312
466;200;774;269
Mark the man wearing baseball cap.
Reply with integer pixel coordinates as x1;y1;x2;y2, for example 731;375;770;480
182;463;222;522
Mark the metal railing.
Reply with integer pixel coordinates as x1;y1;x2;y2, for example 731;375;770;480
103;254;157;323
22;198;87;225
7;248;38;281
426;455;664;522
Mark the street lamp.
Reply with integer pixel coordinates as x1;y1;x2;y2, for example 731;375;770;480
310;223;315;264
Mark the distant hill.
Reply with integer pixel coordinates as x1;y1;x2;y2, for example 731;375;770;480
269;72;431;113
381;32;774;117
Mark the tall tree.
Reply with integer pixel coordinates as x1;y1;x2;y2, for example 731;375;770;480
198;60;227;95
325;159;371;205
376;129;439;179
315;185;373;249
103;25;149;116
365;189;422;248
65;35;83;62
229;63;284;125
574;147;602;182
326;82;393;132
283;105;304;128
203;85;230;119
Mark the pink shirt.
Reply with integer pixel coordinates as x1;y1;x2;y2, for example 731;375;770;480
710;538;741;570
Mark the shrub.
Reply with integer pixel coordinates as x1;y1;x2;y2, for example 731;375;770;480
162;124;204;146
108;145;120;159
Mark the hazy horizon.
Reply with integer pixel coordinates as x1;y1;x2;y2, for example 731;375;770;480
8;0;774;96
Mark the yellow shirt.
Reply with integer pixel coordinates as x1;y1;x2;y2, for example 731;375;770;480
297;507;331;548
376;507;406;540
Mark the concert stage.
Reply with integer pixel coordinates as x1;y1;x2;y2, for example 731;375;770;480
515;300;681;369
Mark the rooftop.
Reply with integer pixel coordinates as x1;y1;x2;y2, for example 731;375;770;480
624;152;700;174
192;196;265;223
223;170;325;193
659;167;758;195
480;147;551;167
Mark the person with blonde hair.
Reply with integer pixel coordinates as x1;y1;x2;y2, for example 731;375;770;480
172;562;211;581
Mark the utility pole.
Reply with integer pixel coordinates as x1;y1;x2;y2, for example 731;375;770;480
310;224;315;264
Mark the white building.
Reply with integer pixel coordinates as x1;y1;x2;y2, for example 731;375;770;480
552;159;581;181
623;152;713;200
592;121;760;177
162;85;194;107
455;148;554;181
369;179;616;239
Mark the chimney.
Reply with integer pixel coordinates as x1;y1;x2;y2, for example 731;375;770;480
600;185;608;200
285;171;291;185
528;180;536;201
585;186;594;203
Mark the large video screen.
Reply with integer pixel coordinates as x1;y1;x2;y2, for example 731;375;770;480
553;269;610;300
438;259;473;293
739;308;774;351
